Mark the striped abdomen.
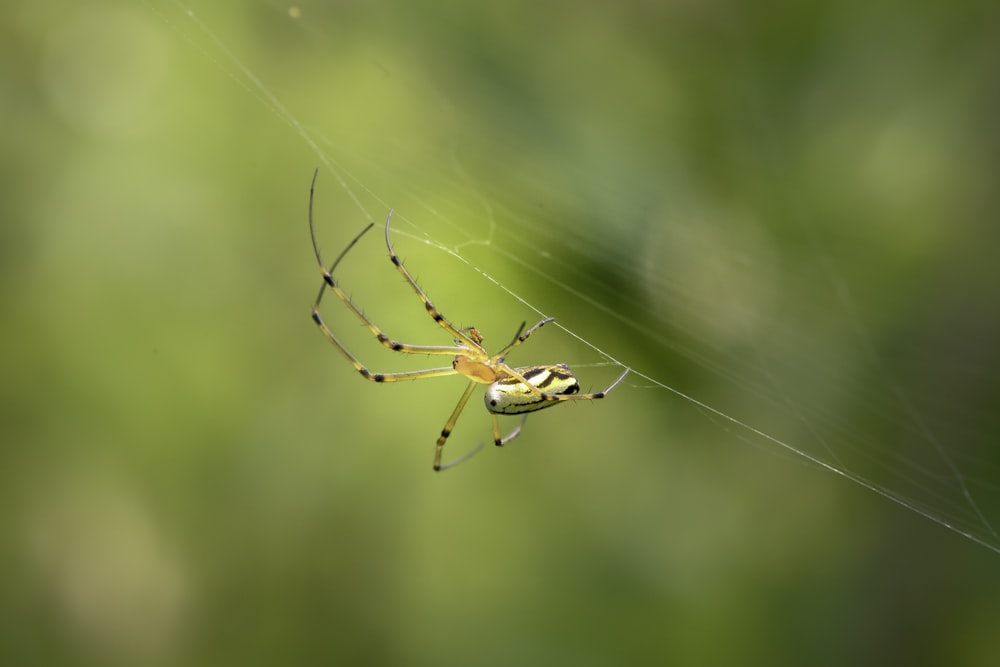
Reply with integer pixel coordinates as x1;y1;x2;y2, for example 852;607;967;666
484;364;580;415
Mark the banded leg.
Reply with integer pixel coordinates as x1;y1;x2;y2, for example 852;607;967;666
434;381;478;471
313;277;472;357
309;171;472;378
436;410;528;471
312;314;457;383
310;214;471;357
493;317;555;361
383;212;484;350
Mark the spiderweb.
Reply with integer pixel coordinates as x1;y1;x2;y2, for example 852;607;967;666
152;0;1000;555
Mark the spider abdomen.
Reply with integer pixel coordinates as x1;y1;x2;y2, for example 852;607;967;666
484;364;581;415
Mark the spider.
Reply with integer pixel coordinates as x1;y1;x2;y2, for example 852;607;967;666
307;169;629;470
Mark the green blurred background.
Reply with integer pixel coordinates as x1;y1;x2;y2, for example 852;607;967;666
3;0;999;665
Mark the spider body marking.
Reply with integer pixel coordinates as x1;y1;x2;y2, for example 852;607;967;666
308;169;629;470
484;364;581;415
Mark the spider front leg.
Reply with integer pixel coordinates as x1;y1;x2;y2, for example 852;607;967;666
383;211;485;350
308;170;477;381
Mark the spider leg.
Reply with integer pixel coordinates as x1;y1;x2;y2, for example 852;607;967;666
436;442;485;471
316;332;457;382
438;412;528;471
383;212;485;350
309;171;474;367
311;283;464;381
494;317;555;360
492;414;528;447
308;199;458;380
309;169;374;273
434;381;478;471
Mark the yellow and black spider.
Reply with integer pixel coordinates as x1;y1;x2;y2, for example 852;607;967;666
308;170;629;470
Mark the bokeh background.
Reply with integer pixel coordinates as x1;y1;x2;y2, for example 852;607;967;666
3;0;999;665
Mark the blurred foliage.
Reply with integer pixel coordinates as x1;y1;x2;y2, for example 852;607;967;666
2;0;999;665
